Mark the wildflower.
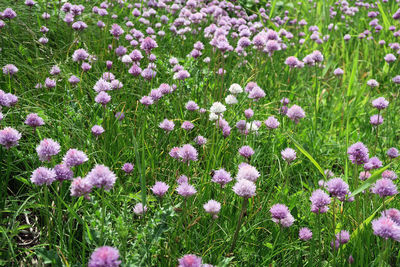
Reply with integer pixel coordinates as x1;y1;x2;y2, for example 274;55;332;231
244;108;254;119
310;189;331;213
45;78;56;88
30;167;56;186
133;203;147;215
225;95;238;105
326;178;349;199
2;64;18;75
372;97;389;110
382;170;397;180
185;101;199;111
238;146;255;159
203;200;221;219
371;178;398;197
178;144;198;162
72;49;89;62
212;168;232;187
91;125;105;137
270;204;294;227
281;148;296;163
264;116;280;129
194;136;207;145
0;127;21;149
54;164;73;181
70;177;92;199
387;147;399;159
383;209;400;224
121;163;134;174
232;179;256;198
169;147;180;159
159;119;175;132
229;83;243;94
248;86;266;101
181;121;194;131
371;216;400;241
299;227;313;241
63;149;88;167
86;165;117;191
36;139;60;162
333;68;344;76
359;171;371;181
367;79;379;88
236;163;260;182
95;92;111;106
93;79;111;92
370;114;383;126
88;246;121;267
210;102;226;114
177;175;188;185
347;142;369;165
178;254;202;267
286;105;305;123
176;183;196;197
109;24;124;38
151;181;169;197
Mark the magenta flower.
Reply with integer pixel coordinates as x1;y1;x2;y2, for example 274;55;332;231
178;254;202;267
88;246;121;267
86;165;117;191
151;181;169;197
63;149;88;167
31;167;56;186
36;138;61;162
299;227;313;241
178;144;198;162
176;183;196;197
0;127;21;149
70;177;92;199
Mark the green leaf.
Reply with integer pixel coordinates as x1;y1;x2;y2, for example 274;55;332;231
350;164;391;197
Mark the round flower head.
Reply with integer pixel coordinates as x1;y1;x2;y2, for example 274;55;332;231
383;208;400;225
225;95;238;105
140;37;158;53
270;204;290;220
299;227;313;241
181;121;194;131
88;246;121;267
364;157;382;170
159;119;175;132
281;148;296;163
367;79;379;88
54;164;73;181
382;170;397;180
212;168;232;187
384;54;396;63
133;203;147;215
236;163;260;182
371;216;400;241
210;102;226;114
310;189;331;213
72;48;89;62
285;56;299;68
370;114;383;126
232;179;256;198
176;183;196;197
24;113;44;128
63;149;88;167
178;144;198;163
326;178;349;199
0;127;21;149
238;146;254;158
203;199;221;219
264;116;280;129
336;230;350;244
2;64;18;75
333;68;344;76
185;101;199;111
371;178;398;197
30;167;56;186
86;165;117;191
359;171;371;181
109;24;124;38
177;175;188;185
91;125;105;137
194;136;207;146
69;75;80;85
151;181;169;197
70;177;92;199
347;142;369;165
36;138;61;162
244;108;254;119
229;83;243;94
121;163;134;174
372;97;389;110
286;105;305;124
169;147;180;159
248;86;266;101
178;254;202;267
387;147;399;159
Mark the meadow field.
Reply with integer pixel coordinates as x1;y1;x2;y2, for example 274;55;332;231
0;0;399;266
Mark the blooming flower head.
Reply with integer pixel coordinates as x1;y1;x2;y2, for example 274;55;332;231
178;254;202;267
91;125;105;137
159;119;175;132
72;48;89;62
54;164;73;181
140;37;158;53
286;105;305;123
0;127;21;149
229;83;243;94
30;167;56;186
372;97;389;110
121;163;134;174
176;182;196;197
359;171;371;181
371;178;398;197
133;203;147;215
347;142;369;165
24;113;45;128
270;204;290;220
36;138;61;162
88;246;121;267
185;101;199;111
238;146;254;158
299;227;313;241
371;216;400;241
264;116;280;129
95;92;111;106
248;86;266;101
63;149;88;167
178;144;198;163
70;177;92;199
151;181;169;197
232;179;256;198
383;209;400;225
194;136;207;146
212;168;232;187
109;23;124;38
2;64;18;75
310;189;331;213
86;165;117;191
236;163;260;182
181;121;194;131
210;102;226;114
326;178;349;199
387;147;399;159
281;148;296;163
203;199;221;219
382;170;397;180
367;79;379;88
370;114;383;126
336;230;350;244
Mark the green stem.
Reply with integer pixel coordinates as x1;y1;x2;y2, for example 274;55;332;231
229;198;248;253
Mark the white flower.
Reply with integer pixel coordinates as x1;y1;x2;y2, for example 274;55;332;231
209;112;219;121
210;102;226;114
229;83;243;94
121;55;132;64
246;121;260;132
225;94;238;105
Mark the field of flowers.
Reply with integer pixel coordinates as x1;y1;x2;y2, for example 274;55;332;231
0;0;399;266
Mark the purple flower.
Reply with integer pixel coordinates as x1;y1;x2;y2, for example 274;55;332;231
185;101;199;111
383;209;400;225
244;108;254;119
367;79;379;88
382;170;397;180
141;68;156;80
359;171;371;181
54;164;73;181
336;230;350;244
238;146;254;158
281;148;296;163
2;64;18;75
347;142;369;165
24;113;44;128
299;227;313;241
371;216;400;241
203;200;221;219
0;127;21;149
177;175;188;185
384;54;396;63
159;119;175;132
174;70;190;80
326;178;349;199
371;178;398;197
178;254;202;267
72;49;89;62
91;125;105;137
194;136;207;146
140;37;158;53
140;96;154;106
178;144;198;162
365;157;382;170
121;163;134;174
151;181;169;197
95;92;111;106
387;147;399;159
212;168;232;187
310;189;331;213
3;8;17;19
109;24;124;38
285;56;299;68
69;75;80;85
176;183;196;197
248;86;266;101
181;121;194;131
270;204;289;220
30;167;56;186
93;79;111;92
286;105;305;123
133;203;147;215
70;177;92;199
63;149;88;167
86;165;117;191
88;246;121;267
333;68;344;76
232;179;256;198
264;116;280;129
236;163;260;182
45;77;56;88
36;139;61;162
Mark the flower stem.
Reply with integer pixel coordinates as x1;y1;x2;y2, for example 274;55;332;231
229;198;248;253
